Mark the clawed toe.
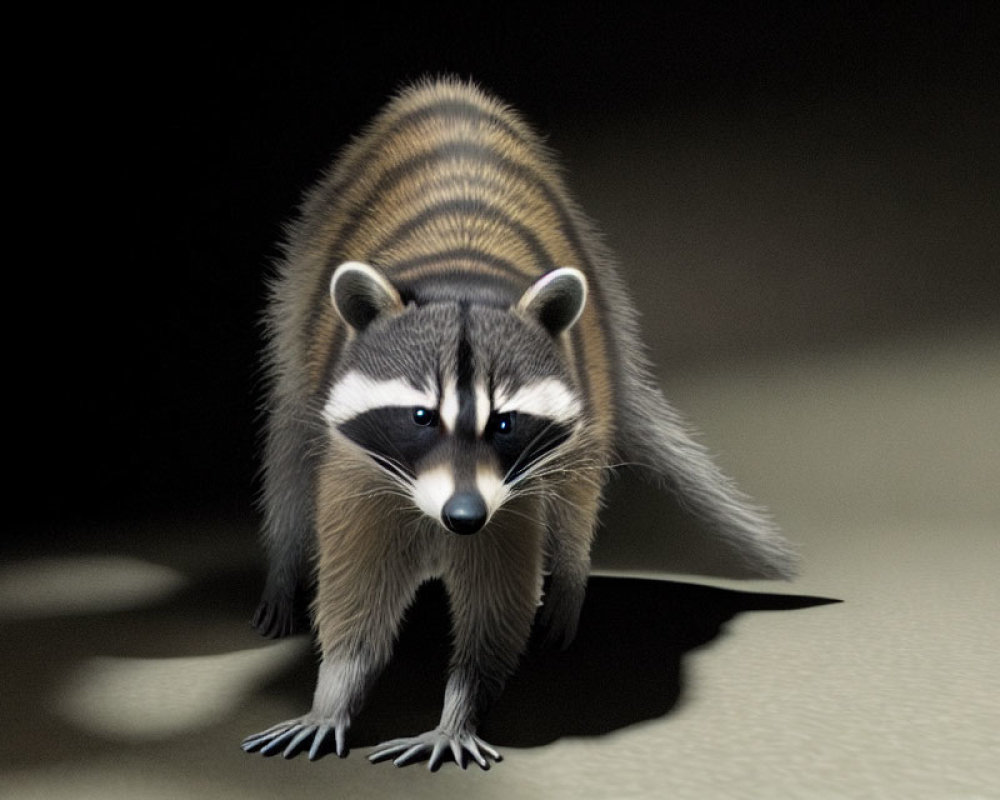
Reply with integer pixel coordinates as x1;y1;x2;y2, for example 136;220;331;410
242;718;347;760
369;729;502;771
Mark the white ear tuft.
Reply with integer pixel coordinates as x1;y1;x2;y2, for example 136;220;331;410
515;267;588;336
330;262;404;331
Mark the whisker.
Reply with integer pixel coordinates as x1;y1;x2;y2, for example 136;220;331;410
502;418;566;484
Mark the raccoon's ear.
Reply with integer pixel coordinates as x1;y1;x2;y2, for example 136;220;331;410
516;267;588;336
330;261;404;331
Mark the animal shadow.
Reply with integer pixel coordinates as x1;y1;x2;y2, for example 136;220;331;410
317;575;840;749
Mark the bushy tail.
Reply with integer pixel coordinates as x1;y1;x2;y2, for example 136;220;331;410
615;370;798;580
550;180;797;578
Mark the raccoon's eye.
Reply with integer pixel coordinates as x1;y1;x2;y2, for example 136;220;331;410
412;407;439;427
489;411;516;435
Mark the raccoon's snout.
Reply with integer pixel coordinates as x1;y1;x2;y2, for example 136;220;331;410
442;491;488;535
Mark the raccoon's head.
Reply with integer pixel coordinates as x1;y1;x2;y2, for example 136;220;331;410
322;261;588;534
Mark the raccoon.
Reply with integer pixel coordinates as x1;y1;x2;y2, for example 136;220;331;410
242;77;796;770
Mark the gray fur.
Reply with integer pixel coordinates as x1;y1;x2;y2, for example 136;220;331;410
586;231;798;578
251;388;319;638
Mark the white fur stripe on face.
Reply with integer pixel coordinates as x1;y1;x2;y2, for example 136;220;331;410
324;371;436;425
476;465;508;518
442;379;492;436
475;383;490;436
412;465;455;522
495;378;581;421
439;378;459;433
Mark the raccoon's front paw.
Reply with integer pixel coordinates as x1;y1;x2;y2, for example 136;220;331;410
536;578;585;651
241;716;350;760
250;593;307;639
368;728;502;771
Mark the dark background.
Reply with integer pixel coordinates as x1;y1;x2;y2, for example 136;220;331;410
14;5;998;534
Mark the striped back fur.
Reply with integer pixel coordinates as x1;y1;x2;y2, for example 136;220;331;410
270;77;614;424
256;77;795;647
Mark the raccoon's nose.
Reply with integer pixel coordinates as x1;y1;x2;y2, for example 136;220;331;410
442;491;488;535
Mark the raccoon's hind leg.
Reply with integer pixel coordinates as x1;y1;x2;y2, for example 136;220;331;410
369;512;545;770
537;474;605;650
252;403;317;638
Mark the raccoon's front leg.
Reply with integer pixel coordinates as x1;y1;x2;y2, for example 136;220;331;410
242;653;384;759
370;515;544;770
244;498;423;760
243;594;418;759
537;474;604;650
